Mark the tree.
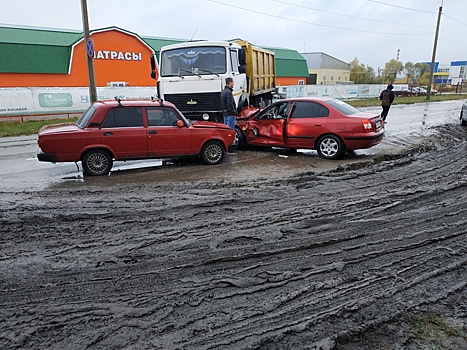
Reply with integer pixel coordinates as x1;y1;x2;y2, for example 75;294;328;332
366;65;376;83
382;59;404;83
350;58;367;84
404;62;416;85
350;58;379;84
414;62;430;81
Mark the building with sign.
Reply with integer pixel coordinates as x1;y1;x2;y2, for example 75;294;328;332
0;24;309;88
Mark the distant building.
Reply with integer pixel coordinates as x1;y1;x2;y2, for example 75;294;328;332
301;52;350;85
427;61;467;85
264;47;309;86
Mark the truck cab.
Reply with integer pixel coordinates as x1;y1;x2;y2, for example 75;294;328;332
154;40;275;123
157;41;248;122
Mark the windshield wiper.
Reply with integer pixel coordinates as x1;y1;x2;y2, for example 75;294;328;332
197;69;220;77
177;68;194;78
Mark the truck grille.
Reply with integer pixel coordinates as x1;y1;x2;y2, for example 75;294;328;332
164;92;222;113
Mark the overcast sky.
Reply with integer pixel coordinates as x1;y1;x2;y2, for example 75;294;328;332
1;0;466;69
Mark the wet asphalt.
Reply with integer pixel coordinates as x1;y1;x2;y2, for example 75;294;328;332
0;99;464;191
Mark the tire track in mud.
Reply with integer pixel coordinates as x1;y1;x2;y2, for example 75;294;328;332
1;125;466;349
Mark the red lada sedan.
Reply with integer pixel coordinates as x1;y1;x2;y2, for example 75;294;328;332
235;97;384;159
37;100;235;176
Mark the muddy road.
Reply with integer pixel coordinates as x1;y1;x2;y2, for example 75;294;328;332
1;102;467;349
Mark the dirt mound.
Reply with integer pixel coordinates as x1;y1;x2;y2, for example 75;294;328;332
0;124;466;349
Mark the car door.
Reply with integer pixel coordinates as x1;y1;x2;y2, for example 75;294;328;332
100;107;147;158
285;101;329;148
146;107;192;156
244;103;287;146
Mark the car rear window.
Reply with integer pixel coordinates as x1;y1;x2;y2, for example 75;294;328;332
76;105;96;129
326;99;360;115
102;107;144;128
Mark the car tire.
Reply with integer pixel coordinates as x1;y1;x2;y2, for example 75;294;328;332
82;149;113;176
234;127;246;150
200;141;225;165
316;135;345;159
461;112;467;126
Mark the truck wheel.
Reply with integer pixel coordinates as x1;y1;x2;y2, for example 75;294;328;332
82;149;113;176
316;135;345;159
200;141;225;165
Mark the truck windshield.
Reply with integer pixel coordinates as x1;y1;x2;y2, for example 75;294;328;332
160;46;226;77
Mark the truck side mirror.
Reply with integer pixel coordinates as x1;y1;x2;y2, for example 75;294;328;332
150;54;157;80
238;49;246;66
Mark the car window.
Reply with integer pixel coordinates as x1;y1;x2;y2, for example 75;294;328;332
76;105;96;129
102;107;144;128
289;101;329;119
326;99;359;115
255;102;291;120
146;108;180;126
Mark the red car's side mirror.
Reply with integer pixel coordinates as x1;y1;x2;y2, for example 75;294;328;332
177;120;185;128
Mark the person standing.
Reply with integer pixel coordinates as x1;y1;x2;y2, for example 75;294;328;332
379;84;395;124
220;77;237;129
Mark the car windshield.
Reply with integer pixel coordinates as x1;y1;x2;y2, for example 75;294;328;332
160;46;226;77
76;105;96;128
326;99;360;115
170;104;191;125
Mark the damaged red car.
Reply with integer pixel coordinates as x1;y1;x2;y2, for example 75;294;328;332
235;97;384;159
37;100;235;176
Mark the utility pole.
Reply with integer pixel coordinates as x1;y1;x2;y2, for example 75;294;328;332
427;5;442;100
80;0;97;103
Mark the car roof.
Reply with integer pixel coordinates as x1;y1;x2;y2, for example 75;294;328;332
280;97;335;103
93;99;175;108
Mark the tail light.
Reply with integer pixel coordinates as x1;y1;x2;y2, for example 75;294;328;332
362;119;373;133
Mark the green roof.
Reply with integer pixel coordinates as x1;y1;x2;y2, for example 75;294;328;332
0;25;308;77
264;47;309;77
0;25;82;45
141;36;185;59
0;25;81;73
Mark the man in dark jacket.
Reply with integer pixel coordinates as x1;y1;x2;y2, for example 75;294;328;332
220;77;237;129
379;84;395;124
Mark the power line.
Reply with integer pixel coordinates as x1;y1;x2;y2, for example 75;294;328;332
273;0;433;28
367;0;436;14
208;0;433;36
440;35;467;47
442;13;467;26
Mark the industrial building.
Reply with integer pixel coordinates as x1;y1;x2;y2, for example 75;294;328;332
300;52;350;85
429;61;467;86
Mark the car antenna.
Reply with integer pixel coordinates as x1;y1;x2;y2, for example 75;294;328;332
151;95;163;106
114;96;122;107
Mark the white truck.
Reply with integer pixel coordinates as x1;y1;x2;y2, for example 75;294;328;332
150;40;275;122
